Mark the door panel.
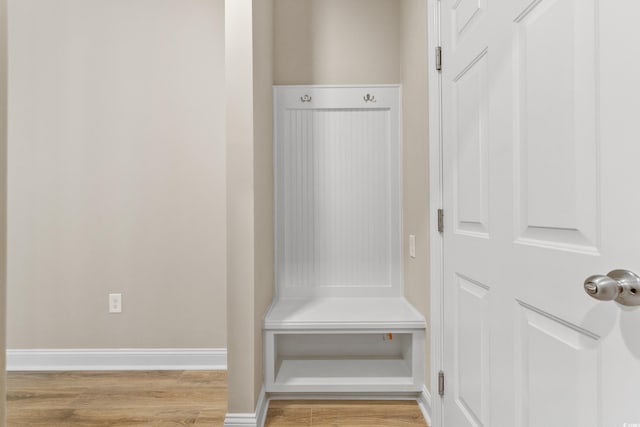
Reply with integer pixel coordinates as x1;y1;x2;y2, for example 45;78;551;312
454;50;490;236
452;0;486;49
441;0;640;425
514;0;598;251
455;275;490;426
443;0;494;425
515;302;600;427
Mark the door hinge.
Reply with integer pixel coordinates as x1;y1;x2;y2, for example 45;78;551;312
435;46;442;71
437;209;444;233
438;370;445;397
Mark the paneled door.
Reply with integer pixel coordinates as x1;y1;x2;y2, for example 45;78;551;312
440;0;640;426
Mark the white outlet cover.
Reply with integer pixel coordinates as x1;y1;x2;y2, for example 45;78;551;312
409;235;416;258
109;293;122;313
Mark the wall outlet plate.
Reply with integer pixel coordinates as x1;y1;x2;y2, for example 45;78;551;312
109;293;122;313
409;235;416;258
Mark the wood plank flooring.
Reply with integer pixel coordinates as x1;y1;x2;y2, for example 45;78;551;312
266;400;427;427
7;371;226;426
6;371;428;426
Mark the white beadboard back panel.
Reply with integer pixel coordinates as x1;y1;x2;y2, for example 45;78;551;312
274;86;402;297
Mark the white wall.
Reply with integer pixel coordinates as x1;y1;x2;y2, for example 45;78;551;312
401;0;430;391
274;0;401;85
225;0;275;414
0;0;8;421
7;0;227;349
252;0;275;407
225;0;258;413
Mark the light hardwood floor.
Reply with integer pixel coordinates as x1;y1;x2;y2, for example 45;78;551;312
6;371;428;426
266;400;427;427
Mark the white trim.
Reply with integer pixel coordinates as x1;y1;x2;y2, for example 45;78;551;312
273;84;402;89
427;0;444;426
223;413;261;427
417;386;433;426
255;387;269;427
6;348;227;371
269;392;420;401
224;386;269;427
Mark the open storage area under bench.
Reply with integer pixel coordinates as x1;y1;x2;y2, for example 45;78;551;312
264;297;426;394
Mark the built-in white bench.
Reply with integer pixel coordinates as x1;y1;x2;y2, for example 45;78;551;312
266;85;426;396
264;297;425;394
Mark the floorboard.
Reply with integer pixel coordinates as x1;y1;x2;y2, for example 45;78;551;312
6;371;428;426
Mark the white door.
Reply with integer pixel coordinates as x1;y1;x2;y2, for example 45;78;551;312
440;0;640;426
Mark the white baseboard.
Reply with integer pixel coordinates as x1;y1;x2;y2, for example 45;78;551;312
417;386;432;426
224;386;269;427
6;348;227;371
268;391;421;401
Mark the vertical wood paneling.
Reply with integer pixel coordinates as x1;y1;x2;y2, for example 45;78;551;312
278;102;398;293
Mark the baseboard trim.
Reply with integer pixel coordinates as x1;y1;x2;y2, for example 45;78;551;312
268;391;421;401
224;386;269;427
6;348;227;371
417;386;432;426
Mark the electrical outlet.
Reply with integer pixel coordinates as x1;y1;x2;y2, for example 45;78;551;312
109;293;122;313
409;235;416;258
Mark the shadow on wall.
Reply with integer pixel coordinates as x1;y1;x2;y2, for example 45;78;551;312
274;0;313;84
274;0;402;85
